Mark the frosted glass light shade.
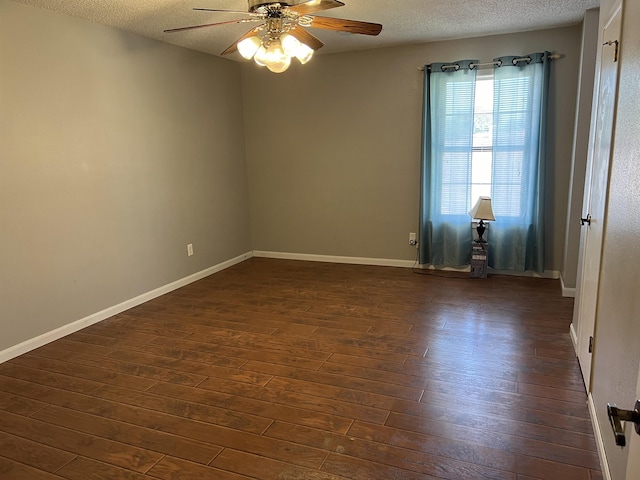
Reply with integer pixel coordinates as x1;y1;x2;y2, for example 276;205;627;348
295;43;314;64
253;45;268;66
264;38;291;73
281;33;314;64
238;36;261;60
281;33;301;57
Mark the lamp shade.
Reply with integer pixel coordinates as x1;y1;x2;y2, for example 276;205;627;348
469;196;495;221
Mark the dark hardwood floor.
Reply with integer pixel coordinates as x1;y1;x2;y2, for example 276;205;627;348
0;258;603;479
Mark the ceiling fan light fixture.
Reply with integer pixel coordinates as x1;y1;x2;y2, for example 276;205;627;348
168;1;382;74
237;35;262;60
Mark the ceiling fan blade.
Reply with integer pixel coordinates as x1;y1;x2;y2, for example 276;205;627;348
308;16;383;36
288;0;345;15
221;27;264;56
289;27;325;51
164;18;251;34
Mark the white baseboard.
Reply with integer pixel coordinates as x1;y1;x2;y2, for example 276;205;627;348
588;392;612;480
560;274;577;297
489;268;560;279
252;250;416;268
570;322;579;354
253;251;562;280
0;251;253;364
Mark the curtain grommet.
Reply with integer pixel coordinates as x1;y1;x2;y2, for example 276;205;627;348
512;56;532;66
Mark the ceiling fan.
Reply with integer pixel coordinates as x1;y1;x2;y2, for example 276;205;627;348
164;0;383;73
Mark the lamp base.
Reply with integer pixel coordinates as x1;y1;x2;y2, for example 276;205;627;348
474;220;487;243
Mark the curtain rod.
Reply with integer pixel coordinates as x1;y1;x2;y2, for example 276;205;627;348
418;53;562;71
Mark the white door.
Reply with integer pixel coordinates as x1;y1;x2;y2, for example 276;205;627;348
575;4;622;392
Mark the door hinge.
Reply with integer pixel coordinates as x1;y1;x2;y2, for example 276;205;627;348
603;40;619;62
589;336;594;353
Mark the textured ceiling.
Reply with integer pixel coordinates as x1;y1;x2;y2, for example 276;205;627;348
11;0;600;59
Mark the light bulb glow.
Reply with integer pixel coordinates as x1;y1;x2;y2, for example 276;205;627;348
237;36;261;60
264;38;291;73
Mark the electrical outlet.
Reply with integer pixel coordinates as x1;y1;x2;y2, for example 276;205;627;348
409;233;417;246
187;244;194;257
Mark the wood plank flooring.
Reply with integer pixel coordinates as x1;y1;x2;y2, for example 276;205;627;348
0;258;603;479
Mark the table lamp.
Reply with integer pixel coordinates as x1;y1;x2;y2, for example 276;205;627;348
469;196;495;243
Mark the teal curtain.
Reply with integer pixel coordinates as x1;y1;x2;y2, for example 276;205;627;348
419;60;478;266
489;52;550;272
419;53;550;272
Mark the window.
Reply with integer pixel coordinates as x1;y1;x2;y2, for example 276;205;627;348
439;77;476;216
438;72;495;217
440;70;534;219
471;71;493;209
421;53;550;271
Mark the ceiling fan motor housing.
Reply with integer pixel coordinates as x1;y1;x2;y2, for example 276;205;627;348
248;1;296;12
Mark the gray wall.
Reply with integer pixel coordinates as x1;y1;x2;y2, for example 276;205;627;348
562;8;600;291
0;1;252;351
242;26;582;271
